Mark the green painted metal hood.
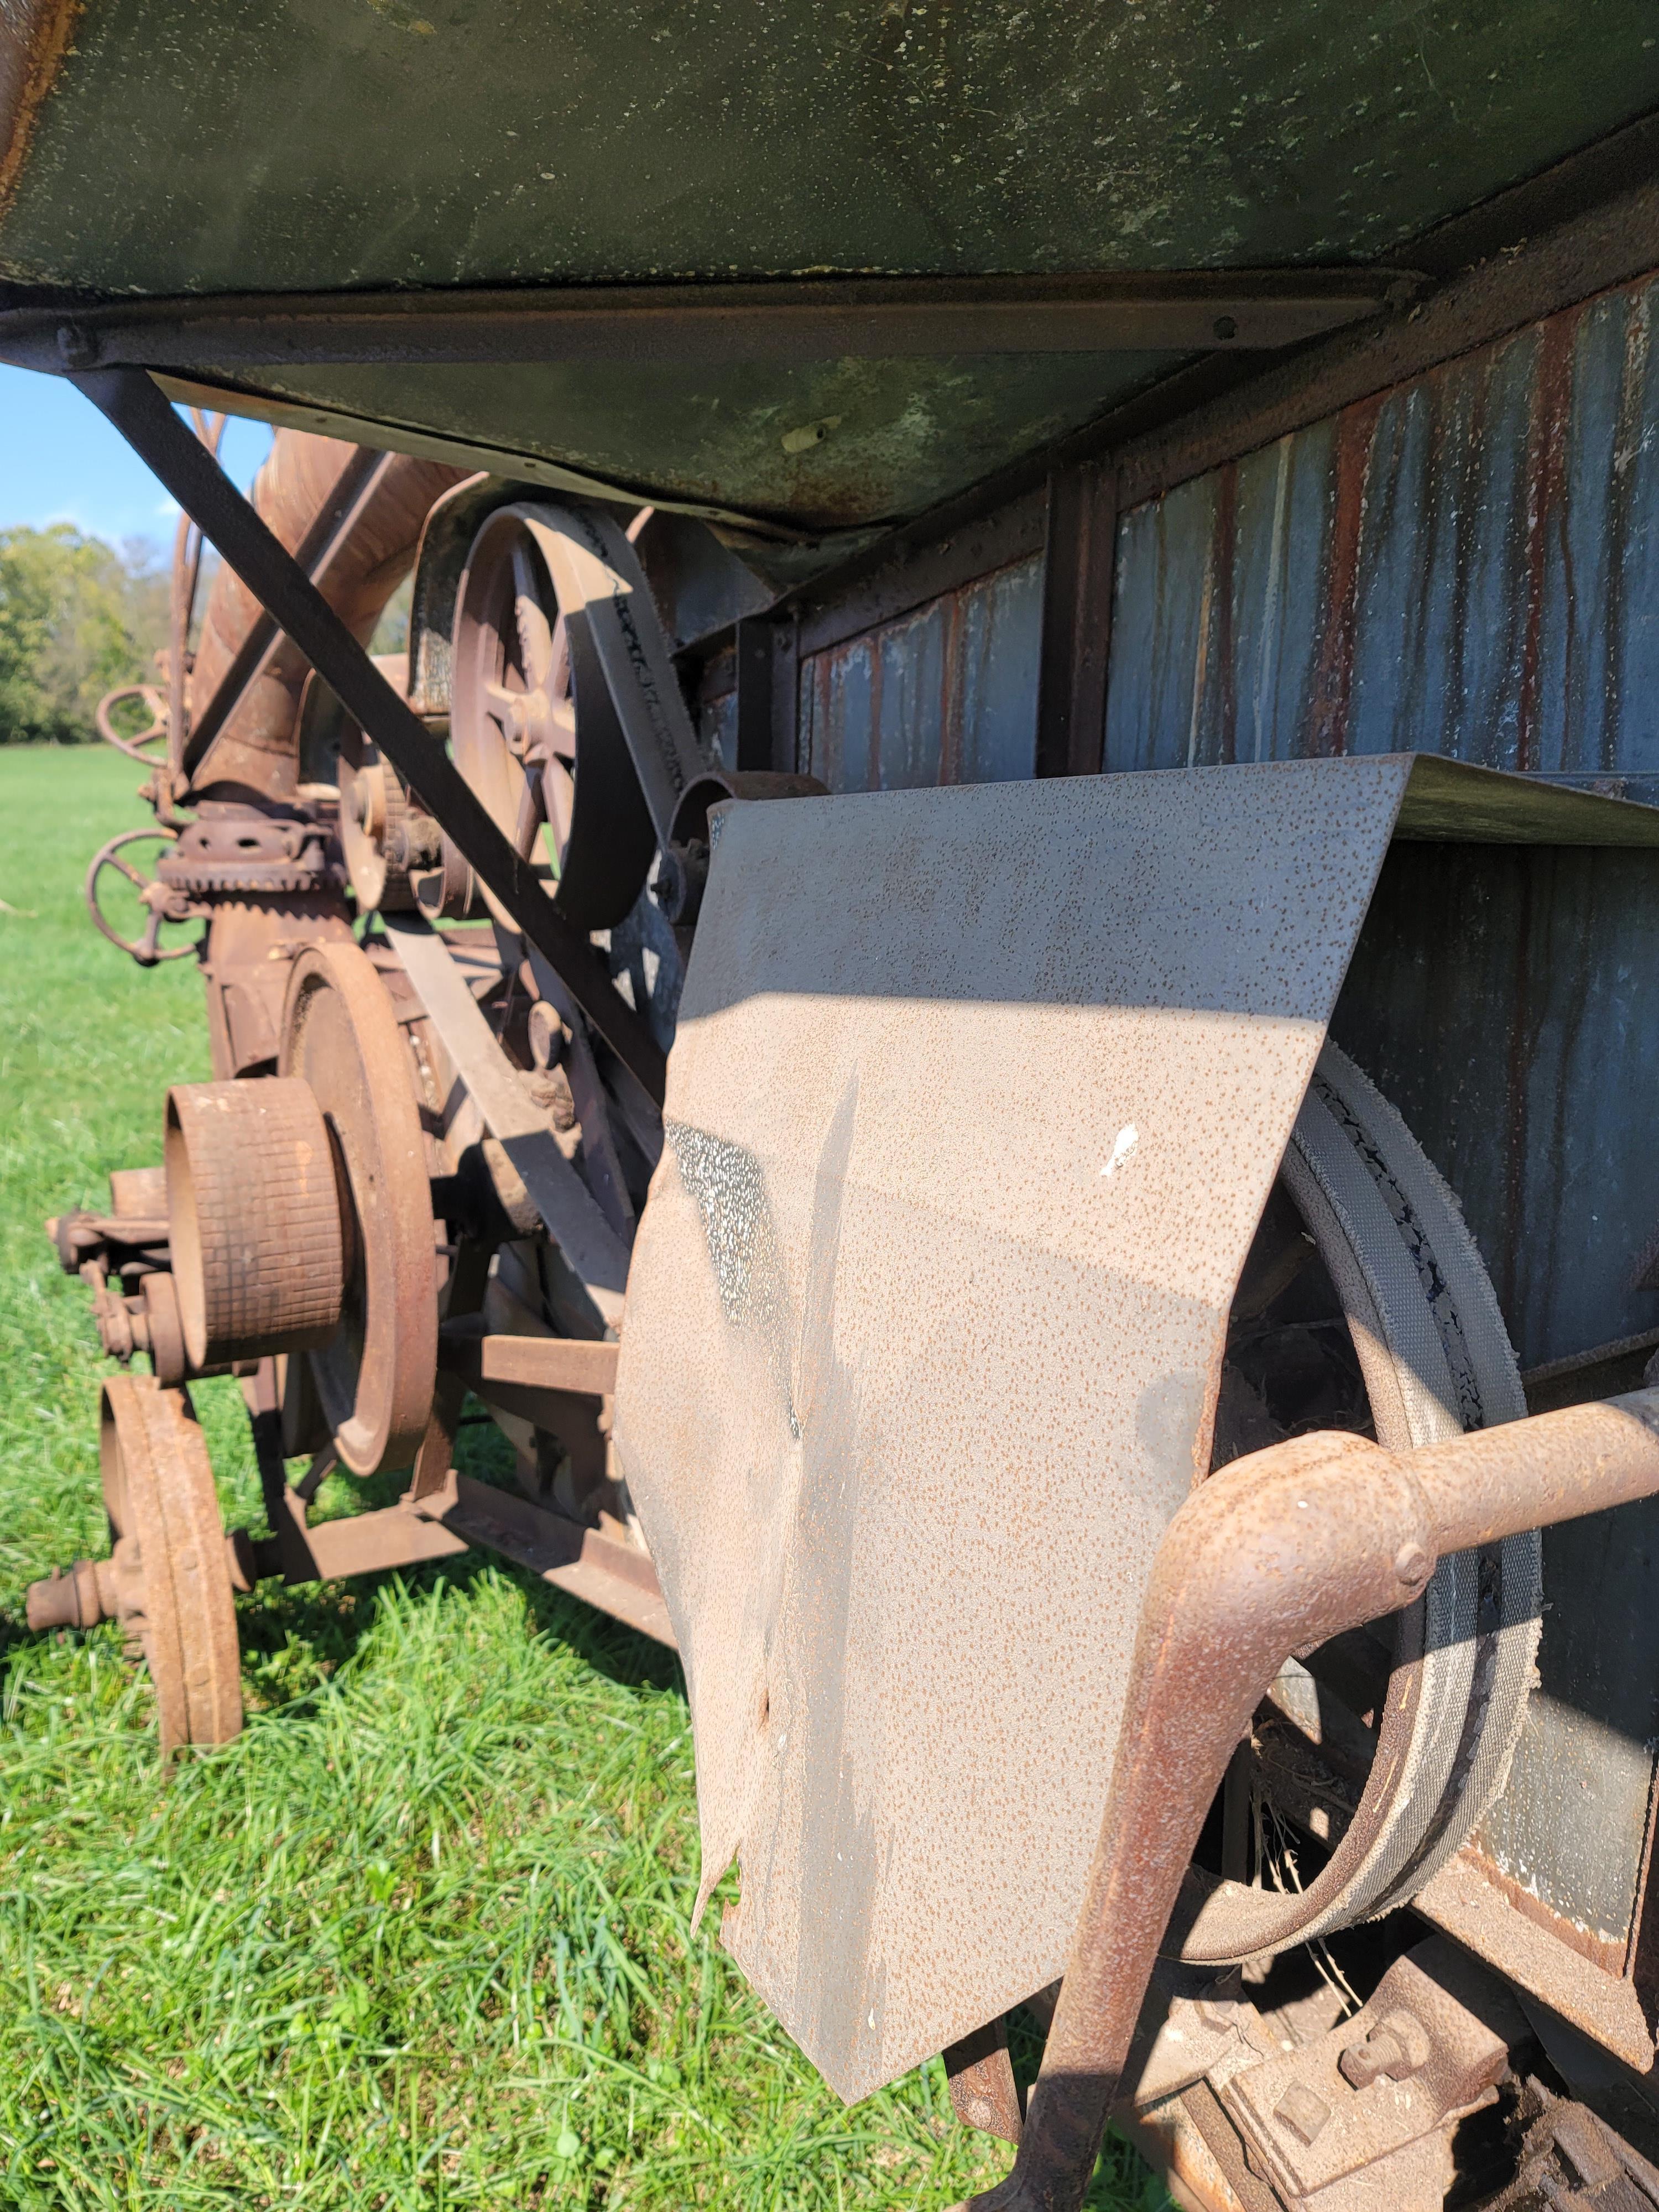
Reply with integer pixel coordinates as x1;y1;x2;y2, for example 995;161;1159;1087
3;0;1657;536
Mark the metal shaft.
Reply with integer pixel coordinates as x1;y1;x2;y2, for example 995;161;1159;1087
967;1389;1659;2211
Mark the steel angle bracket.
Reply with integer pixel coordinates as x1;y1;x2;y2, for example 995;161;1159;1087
611;753;1659;2111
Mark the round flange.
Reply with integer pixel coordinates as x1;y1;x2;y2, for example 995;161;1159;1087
99;1374;242;1756
279;938;437;1476
165;1076;346;1369
1174;1043;1540;1964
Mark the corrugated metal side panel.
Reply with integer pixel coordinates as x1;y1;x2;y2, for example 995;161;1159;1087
1106;272;1659;1968
1107;278;1659;788
800;554;1043;794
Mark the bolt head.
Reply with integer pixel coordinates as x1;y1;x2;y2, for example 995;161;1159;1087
1394;1540;1432;1589
1274;2083;1331;2146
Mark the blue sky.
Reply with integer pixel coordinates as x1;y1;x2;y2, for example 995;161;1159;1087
0;362;272;555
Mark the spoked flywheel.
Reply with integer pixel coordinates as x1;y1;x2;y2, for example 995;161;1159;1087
450;503;671;932
1175;1041;1541;1963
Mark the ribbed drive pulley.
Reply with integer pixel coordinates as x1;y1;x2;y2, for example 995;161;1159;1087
165;1076;345;1370
99;1374;242;1756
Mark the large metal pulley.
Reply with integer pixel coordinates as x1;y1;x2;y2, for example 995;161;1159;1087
450;502;702;931
158;942;437;1478
1176;1043;1541;1963
279;938;438;1476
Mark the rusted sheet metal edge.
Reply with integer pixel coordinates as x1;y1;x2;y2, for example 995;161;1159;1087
0;270;1414;377
1416;1840;1637;1982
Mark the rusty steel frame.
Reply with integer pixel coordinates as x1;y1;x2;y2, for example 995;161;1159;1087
966;1391;1659;2212
31;1468;676;1652
0;270;1418;382
70;364;667;1107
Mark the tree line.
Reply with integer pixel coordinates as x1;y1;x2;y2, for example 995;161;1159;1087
0;525;171;744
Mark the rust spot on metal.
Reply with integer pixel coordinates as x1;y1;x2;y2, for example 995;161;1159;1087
1601;288;1651;773
939;585;964;783
1305;395;1384;759
1462;1844;1629;1978
1442;352;1495;761
867;631;884;790
0;0;81;222
1211;460;1238;765
1516;308;1579;775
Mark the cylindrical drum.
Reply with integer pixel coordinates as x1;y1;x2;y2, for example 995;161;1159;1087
164;1077;345;1369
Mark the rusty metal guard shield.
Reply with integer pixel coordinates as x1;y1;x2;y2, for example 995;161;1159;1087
613;756;1419;2102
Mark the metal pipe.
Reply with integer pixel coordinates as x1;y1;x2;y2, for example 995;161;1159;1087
184;439;466;795
963;1390;1659;2212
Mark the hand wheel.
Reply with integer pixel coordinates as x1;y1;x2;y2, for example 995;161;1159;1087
85;827;200;967
96;683;170;763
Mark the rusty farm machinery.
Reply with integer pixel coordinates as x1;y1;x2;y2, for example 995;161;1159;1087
14;8;1659;2208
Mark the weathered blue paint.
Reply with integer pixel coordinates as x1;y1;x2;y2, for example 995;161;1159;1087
1107;270;1659;1962
1336;843;1659;1375
800;555;1043;795
1108;276;1659;795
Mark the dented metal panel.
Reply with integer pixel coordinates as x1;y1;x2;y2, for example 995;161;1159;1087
1107;272;1659;795
800;554;1043;795
613;756;1427;2103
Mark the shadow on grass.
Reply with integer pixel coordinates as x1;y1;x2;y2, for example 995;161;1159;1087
3;1404;681;1718
236;1539;683;1719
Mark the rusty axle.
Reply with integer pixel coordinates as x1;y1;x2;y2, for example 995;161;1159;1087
968;1387;1659;2212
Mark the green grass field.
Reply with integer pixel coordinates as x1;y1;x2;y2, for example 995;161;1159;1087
0;745;1166;2211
